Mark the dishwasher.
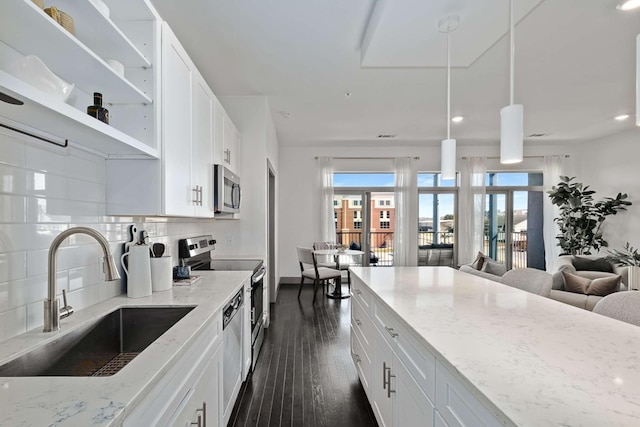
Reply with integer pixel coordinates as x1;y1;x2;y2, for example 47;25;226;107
222;288;243;421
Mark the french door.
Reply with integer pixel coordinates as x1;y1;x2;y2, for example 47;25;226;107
484;190;544;270
333;190;395;266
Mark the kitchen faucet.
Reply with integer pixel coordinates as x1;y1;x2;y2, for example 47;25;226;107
44;227;121;332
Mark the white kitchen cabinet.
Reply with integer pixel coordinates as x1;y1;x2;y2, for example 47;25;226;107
352;275;437;427
124;309;222;427
107;22;214;217
213;98;241;174
0;0;159;158
435;360;502;427
169;342;223;427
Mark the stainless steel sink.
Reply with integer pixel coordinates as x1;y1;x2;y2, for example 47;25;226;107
0;306;195;377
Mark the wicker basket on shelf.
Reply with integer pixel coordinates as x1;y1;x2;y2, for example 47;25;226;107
44;6;75;36
31;0;44;9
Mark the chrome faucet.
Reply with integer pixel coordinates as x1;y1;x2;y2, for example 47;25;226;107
44;227;121;332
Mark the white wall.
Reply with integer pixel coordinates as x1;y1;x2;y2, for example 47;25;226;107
0;128;217;342
277;143;573;278
574;129;640;253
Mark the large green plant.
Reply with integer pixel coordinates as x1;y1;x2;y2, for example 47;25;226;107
547;176;631;255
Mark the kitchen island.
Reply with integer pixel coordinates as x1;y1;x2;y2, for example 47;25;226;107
349;266;640;427
0;270;251;426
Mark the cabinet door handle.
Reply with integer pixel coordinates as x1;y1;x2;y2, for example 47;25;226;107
355;289;362;295
383;361;390;390
192;187;199;204
384;326;399;338
354;318;362;326
196;401;206;427
198;185;203;206
191;414;202;427
387;371;396;398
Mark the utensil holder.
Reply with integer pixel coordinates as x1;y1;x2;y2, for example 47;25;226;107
151;256;172;292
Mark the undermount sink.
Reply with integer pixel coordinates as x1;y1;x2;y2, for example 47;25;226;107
0;306;195;377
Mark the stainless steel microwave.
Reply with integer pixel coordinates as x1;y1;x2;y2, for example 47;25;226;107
213;164;241;214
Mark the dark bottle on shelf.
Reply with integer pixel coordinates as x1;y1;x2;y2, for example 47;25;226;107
87;92;109;124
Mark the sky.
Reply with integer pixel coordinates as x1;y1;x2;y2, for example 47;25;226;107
334;172;536;217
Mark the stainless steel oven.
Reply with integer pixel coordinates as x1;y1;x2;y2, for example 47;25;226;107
213;164;241;214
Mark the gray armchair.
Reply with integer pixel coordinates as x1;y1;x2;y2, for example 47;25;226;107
550;255;627;311
593;292;640;326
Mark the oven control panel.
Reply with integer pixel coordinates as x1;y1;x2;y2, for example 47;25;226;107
178;235;217;259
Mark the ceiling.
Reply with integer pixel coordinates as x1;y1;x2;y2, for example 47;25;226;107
149;0;640;148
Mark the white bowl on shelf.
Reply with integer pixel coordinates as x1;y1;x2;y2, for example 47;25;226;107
6;55;74;102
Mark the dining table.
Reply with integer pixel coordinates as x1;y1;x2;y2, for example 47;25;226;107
313;248;364;299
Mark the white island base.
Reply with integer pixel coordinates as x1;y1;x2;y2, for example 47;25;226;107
349;266;640;427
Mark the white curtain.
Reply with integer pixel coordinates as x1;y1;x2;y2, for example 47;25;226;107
393;157;418;266
543;155;564;271
318;156;335;242
458;157;486;265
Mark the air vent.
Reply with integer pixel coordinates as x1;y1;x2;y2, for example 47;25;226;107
377;134;396;139
527;133;548;138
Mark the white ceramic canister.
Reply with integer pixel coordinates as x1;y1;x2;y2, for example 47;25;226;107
121;245;152;298
150;256;173;292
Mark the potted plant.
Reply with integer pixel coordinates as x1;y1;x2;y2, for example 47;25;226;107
607;242;640;290
547;176;631;255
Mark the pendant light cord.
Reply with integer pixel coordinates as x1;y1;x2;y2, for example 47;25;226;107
447;30;451;139
509;0;515;106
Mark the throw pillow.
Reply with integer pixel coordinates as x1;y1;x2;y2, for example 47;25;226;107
572;256;614;273
470;251;486;271
562;271;621;296
481;260;507;277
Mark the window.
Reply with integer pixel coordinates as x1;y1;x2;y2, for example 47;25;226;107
333;200;338;206
417;173;457;188
379;211;384;219
353;200;361;206
380;221;390;229
379;200;384;206
353;211;358;219
354;222;362;229
334;212;337;219
334;173;394;187
385;200;390;206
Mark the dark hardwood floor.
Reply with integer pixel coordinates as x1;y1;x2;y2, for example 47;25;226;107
228;284;378;427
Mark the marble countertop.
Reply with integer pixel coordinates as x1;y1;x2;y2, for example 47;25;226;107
350;266;640;427
0;270;251;427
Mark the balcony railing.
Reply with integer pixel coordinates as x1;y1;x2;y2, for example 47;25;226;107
336;230;528;268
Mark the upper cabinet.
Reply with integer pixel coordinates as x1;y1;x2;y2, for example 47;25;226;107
213;97;241;174
0;0;160;158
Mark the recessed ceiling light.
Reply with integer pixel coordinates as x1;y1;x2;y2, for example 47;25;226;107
617;0;640;10
615;114;630;121
377;134;396;139
345;91;352;98
451;116;463;123
279;111;291;119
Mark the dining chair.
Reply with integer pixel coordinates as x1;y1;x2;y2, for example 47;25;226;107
297;247;341;303
593;292;640;326
313;241;354;290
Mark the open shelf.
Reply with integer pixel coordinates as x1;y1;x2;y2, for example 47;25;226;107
0;70;158;158
0;0;152;105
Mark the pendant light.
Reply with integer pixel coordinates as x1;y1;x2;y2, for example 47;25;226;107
440;15;459;180
500;0;523;164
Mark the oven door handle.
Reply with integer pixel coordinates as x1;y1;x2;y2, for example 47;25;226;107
252;266;266;284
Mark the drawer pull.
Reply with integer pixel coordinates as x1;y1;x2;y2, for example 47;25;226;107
354;318;362;326
191;414;202;427
355;289;362;295
354;353;361;363
384;326;399;338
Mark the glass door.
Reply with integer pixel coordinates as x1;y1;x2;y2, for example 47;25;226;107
418;192;456;266
485;191;508;266
333;192;371;266
369;192;394;266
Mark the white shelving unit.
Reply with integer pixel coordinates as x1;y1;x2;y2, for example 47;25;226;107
0;0;159;158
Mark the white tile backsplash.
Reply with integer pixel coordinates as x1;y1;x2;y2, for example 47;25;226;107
0;131;217;342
